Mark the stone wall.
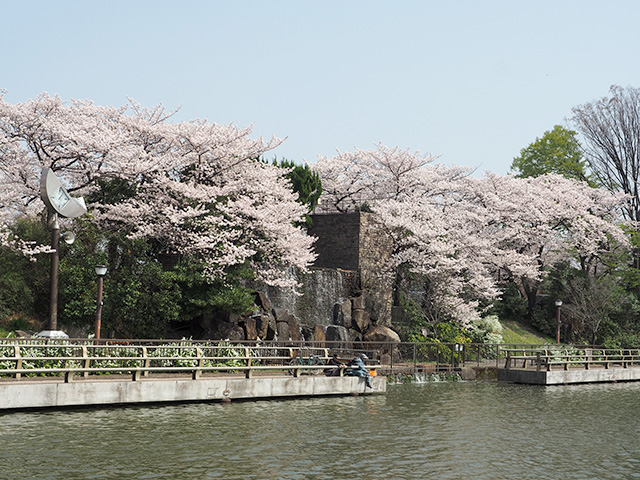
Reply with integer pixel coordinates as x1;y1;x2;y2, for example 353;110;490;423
307;212;361;270
263;267;360;327
358;212;394;325
256;211;396;341
172;211;399;347
308;212;394;325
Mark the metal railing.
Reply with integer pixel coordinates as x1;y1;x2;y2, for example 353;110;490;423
0;338;535;381
0;343;328;381
0;341;388;382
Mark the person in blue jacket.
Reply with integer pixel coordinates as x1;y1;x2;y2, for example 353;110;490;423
348;353;372;388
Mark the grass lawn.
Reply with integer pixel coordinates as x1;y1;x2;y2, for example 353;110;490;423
500;319;554;345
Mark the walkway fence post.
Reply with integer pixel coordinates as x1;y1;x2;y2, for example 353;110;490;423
413;343;417;373
14;345;21;380
390;343;394;372
245;347;252;379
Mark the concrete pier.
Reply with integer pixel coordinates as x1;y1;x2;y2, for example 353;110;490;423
498;366;640;385
0;374;386;410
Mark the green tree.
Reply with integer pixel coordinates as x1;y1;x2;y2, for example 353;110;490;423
510;125;590;182
103;260;181;339
270;158;322;225
58;218;260;338
488;282;527;323
54;221;178;338
562;275;622;345
0;218;50;329
170;259;256;325
0;213;259;339
0;248;37;324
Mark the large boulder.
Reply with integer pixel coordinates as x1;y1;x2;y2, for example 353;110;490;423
241;317;258;341
276;321;290;341
301;325;315;342
288;315;302;342
211;321;245;341
301;324;327;346
332;299;352;328
326;325;352;350
255;314;275;340
254;291;272;312
351;308;371;333
352;294;366;311
272;308;289;323
313;325;326;346
363;325;400;356
272;308;302;342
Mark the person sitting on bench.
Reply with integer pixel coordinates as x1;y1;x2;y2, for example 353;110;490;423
347;353;372;388
324;354;344;377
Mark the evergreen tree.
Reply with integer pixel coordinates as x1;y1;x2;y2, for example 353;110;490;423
270;158;323;225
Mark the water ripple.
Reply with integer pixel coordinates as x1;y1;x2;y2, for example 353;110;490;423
2;382;640;479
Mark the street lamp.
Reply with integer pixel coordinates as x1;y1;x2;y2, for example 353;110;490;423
555;299;563;344
38;168;87;338
95;265;108;339
43;217;75;334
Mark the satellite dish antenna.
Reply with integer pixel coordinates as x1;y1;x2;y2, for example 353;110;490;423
40;167;88;218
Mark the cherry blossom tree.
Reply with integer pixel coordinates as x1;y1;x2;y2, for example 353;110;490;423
465;173;630;317
315;145;496;326
315;144;471;212
314;145;631;326
0;92;315;287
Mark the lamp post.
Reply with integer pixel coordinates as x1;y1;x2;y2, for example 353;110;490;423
48;213;61;332
555;299;563;344
95;265;107;339
46;214;76;333
39;167;87;338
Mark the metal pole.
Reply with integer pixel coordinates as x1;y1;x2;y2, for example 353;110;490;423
95;274;104;339
48;213;60;331
556;305;561;344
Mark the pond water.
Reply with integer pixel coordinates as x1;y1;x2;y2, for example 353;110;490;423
2;380;640;479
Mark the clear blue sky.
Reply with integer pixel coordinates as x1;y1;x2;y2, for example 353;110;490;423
3;1;640;175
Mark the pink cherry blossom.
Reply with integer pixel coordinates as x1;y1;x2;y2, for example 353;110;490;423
314;145;631;325
0;92;315;286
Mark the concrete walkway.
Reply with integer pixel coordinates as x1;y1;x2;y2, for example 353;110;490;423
0;374;386;410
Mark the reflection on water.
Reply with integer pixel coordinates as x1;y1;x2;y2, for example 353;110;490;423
2;381;640;479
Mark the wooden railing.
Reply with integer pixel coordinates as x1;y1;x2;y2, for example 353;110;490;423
502;348;640;372
0;343;378;382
